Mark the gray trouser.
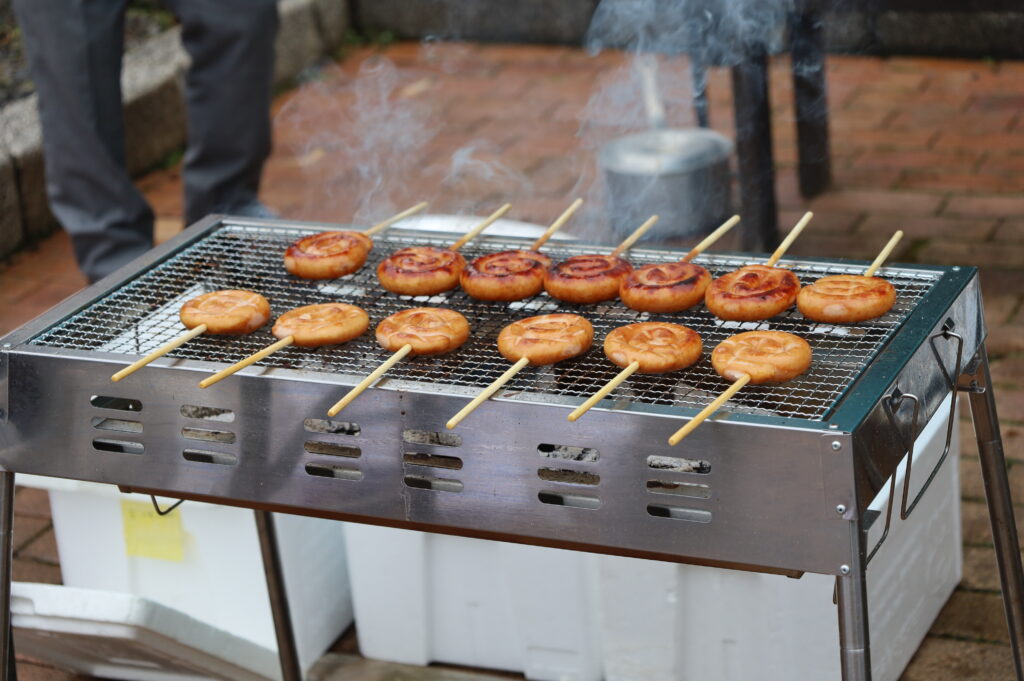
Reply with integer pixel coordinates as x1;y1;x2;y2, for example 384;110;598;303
13;0;278;282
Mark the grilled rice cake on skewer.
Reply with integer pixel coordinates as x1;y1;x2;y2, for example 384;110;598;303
620;215;739;313
461;199;583;302
284;201;428;280
797;231;903;324
704;212;813;321
378;204;511;296
568;322;702;422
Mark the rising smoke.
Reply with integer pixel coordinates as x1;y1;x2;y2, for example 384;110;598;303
577;0;794;243
276;0;794;238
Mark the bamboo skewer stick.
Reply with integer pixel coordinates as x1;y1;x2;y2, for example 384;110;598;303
567;361;640;422
446;357;530;430
681;214;741;263
530;198;583;251
111;324;208;382
864;230;904;277
449;203;513;251
363;201;429;236
327;344;414;417
199;336;294;389
667;374;751;446
610;215;660;257
764;211;814;267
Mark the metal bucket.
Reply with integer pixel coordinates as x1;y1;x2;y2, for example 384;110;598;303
599;128;733;244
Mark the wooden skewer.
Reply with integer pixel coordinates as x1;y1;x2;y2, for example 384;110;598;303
327;344;414;417
199;336;294;389
764;211;814;267
611;215;659;258
446;357;530;430
864;230;904;277
363;201;429;236
530;198;583;251
567;361;639;422
667;374;751;446
111;324;208;382
681;214;741;263
449;203;513;251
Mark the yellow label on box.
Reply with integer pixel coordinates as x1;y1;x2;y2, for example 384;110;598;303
120;499;185;562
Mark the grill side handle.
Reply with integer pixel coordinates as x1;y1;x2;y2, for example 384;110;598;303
843;270;982;514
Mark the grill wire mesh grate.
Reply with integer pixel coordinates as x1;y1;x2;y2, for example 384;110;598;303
31;222;943;421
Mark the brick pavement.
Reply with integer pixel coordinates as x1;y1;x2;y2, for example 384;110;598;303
1;42;1024;680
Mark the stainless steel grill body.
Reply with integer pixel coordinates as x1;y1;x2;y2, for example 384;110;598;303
0;216;982;578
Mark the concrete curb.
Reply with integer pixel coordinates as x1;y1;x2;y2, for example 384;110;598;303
0;0;350;261
354;0;599;45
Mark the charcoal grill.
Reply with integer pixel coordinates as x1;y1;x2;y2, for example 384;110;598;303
0;214;1022;681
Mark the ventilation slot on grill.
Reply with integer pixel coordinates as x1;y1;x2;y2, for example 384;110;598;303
538;490;601;510
647;480;711;499
537;444;600;462
646;455;711;474
182;427;236;444
93;439;144;455
403;429;462;447
304;441;361;458
647;504;712;523
183;449;237;466
91;417;142;434
403;453;463;470
538;468;600;486
305;463;363;481
404;474;463;493
91;396;142;412
304;418;360;435
180;405;235;422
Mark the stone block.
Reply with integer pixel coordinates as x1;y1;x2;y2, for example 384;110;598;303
0;96;56;242
0;144;24;260
876;12;1024;60
121;28;188;176
355;0;599;45
276;0;329;86
312;0;351;49
821;10;872;53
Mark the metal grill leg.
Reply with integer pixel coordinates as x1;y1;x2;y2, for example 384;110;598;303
837;559;871;680
731;50;779;251
255;511;302;681
690;58;710;129
0;473;16;681
967;346;1024;679
789;8;832;199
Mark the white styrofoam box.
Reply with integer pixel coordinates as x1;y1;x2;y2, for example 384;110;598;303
345;525;605;681
12;582;277;681
15;477;353;674
346;396;961;681
599;394;961;681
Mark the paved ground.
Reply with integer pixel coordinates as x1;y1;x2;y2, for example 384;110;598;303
2;42;1024;680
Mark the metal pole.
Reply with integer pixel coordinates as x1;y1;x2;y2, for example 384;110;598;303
836;570;871;681
731;48;779;251
837;484;871;681
789;7;833;199
967;346;1024;680
255;511;302;681
0;472;16;681
690;58;710;129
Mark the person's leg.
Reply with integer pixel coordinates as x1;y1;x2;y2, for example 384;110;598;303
164;0;279;225
12;0;154;283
